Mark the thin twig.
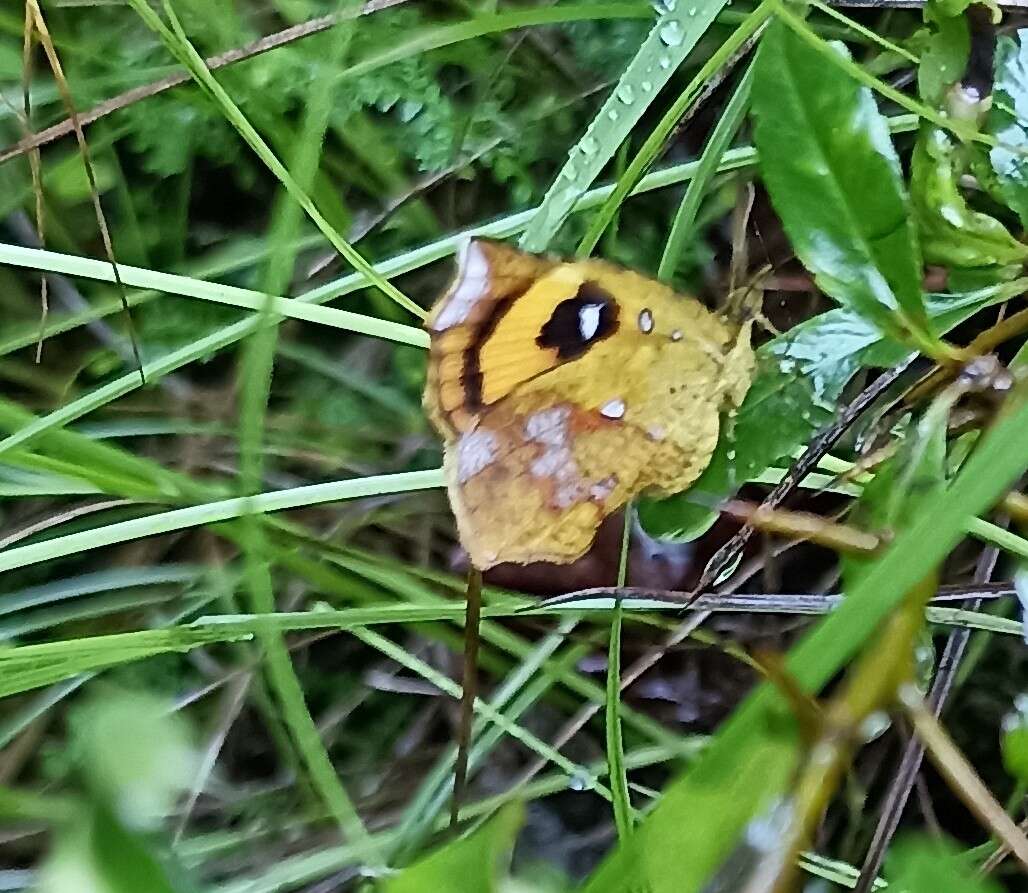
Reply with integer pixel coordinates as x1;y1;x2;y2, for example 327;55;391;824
450;567;482;828
692;361;913;596
25;1;145;384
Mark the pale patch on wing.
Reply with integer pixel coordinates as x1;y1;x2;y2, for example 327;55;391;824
523;405;585;507
590;475;618;501
433;239;490;330
524;406;571;446
456;429;498;482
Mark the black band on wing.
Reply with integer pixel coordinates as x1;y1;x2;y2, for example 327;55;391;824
460;281;619;412
462;293;518;411
536;282;619;360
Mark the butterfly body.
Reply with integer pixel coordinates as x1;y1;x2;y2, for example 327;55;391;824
424;239;754;569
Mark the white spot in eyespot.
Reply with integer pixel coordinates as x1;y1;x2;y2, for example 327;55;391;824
671;329;683;341
456;429;497;482
578;303;602;341
638;308;654;333
600;398;626;419
525;406;570;446
434;240;489;330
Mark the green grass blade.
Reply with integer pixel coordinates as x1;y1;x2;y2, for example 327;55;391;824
658;61;754;280
578;0;773;257
520;0;734;252
0;469;444;573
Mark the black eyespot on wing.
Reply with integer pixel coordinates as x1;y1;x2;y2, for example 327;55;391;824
536;282;619;360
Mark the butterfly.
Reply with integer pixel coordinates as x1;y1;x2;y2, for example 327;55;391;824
423;238;755;569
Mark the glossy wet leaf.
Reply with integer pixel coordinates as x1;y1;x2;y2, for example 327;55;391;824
913;126;1028;267
990;32;1028;228
383;803;523;892
752;21;926;336
918;12;969;105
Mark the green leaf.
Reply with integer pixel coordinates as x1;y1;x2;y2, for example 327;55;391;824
752;20;926;336
39;804;186;893
918;12;969;105
913;126;1028;267
70;690;196;831
886;835;1004;893
382;802;523;893
1001;693;1028;783
990;32;1028;228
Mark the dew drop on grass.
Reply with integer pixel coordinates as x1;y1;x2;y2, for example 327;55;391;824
659;55;673;70
567;771;592;791
616;84;635;104
580;136;598;155
659;19;684;46
641;80;653;92
607;109;619;121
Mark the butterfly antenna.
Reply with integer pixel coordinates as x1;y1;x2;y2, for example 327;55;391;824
450;566;483;828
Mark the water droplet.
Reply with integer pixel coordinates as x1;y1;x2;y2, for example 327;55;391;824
727;449;737;461
651;0;676;12
580;136;599;155
567;771;592;791
658;55;673;70
659;19;684;46
607;109;619;121
641;80;653;92
688;5;698;15
616;84;635;104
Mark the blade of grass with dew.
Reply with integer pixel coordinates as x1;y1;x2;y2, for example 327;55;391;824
519;0;734;252
657;60;754;280
583;386;1028;892
578;1;773;256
